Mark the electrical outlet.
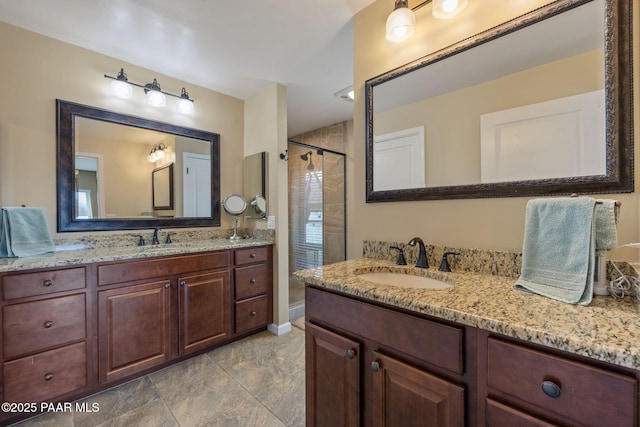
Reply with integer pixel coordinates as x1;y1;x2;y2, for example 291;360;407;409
267;216;276;229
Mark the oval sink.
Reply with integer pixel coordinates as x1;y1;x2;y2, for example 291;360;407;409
357;272;453;289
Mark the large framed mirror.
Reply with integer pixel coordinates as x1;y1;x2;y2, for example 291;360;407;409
365;0;633;202
57;99;220;231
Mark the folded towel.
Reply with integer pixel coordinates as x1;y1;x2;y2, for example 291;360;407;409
515;197;595;305
594;199;619;255
0;207;55;258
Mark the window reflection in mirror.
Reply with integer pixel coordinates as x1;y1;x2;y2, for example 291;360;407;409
244;152;269;219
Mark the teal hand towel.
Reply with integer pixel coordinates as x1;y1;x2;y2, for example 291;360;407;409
515;197;595;305
0;207;55;258
594;199;619;255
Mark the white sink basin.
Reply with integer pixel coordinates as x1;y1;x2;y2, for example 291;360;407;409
356;272;453;289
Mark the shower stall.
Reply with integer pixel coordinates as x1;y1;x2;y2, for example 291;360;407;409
287;141;346;315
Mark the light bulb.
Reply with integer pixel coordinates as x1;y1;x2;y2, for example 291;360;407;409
433;0;468;19
386;4;416;43
176;98;194;114
146;90;166;107
110;79;132;99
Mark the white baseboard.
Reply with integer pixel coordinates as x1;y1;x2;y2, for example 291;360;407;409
268;322;292;336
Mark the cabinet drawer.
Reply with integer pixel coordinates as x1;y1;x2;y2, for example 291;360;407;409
235;264;269;300
4;342;87;403
487;337;637;426
485;399;556;427
2;267;86;300
3;293;86;359
98;252;229;286
234;246;268;265
235;295;269;334
306;287;464;374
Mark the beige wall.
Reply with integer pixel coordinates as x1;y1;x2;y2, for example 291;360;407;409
244;83;289;329
0;21;245;235
351;0;640;256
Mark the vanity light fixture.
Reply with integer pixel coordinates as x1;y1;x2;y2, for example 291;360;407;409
104;68;195;114
109;68;133;99
148;143;167;163
144;79;166;107
386;0;416;43
386;0;470;42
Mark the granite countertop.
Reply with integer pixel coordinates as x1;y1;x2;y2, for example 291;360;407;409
295;257;640;371
0;238;273;273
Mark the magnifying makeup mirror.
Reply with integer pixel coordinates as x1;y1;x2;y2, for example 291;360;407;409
222;194;247;241
251;195;267;219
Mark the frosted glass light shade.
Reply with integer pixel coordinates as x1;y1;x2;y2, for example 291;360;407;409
146;90;166;107
386;6;416;43
110;79;133;98
432;0;468;19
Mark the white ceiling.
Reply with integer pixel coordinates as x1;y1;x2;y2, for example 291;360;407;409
0;0;375;136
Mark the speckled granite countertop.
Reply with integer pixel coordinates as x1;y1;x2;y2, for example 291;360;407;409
295;258;640;371
0;238;273;273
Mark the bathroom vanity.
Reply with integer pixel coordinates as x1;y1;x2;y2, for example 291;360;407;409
0;241;272;424
300;258;640;426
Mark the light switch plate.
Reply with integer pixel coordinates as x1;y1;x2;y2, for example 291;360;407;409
267;216;276;229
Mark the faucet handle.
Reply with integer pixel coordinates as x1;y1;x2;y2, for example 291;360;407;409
389;246;407;265
136;235;145;246
439;252;460;272
165;232;175;244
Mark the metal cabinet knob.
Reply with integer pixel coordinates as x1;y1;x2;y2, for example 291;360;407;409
371;361;381;372
346;349;356;360
165;283;171;289
43;321;53;329
541;380;562;398
250;311;257;316
180;281;186;287
44;373;54;381
42;279;53;287
249;278;257;284
249;253;256;258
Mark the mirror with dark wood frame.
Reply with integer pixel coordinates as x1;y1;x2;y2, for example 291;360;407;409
365;0;633;202
57;99;220;231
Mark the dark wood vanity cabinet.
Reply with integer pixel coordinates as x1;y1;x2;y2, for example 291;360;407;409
1;267;89;404
0;245;272;424
306;286;472;427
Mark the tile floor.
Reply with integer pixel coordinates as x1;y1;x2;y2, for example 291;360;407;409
12;325;306;427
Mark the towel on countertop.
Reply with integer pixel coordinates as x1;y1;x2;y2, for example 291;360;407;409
515;197;596;305
0;207;55;258
595;199;620;255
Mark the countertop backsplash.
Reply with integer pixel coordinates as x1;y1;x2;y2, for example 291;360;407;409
54;228;275;251
362;239;638;282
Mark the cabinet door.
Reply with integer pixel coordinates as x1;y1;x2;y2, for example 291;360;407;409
179;270;230;354
98;280;171;383
306;323;360;427
371;351;464;427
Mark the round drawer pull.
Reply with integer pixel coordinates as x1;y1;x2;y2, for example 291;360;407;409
44;373;54;382
43;321;54;329
541;380;562;398
250;311;257;316
42;279;54;288
180;281;186;287
371;361;381;372
346;348;356;360
249;278;257;284
249;253;256;258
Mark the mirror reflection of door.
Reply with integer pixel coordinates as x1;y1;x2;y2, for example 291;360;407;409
75;153;105;219
183;152;211;217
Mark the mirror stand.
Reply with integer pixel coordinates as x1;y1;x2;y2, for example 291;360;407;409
230;216;241;241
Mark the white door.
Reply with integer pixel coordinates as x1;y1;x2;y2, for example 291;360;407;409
183;153;211;217
373;127;425;191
